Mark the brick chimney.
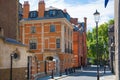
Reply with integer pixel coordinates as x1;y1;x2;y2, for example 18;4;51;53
84;17;87;32
63;9;67;13
38;0;45;17
70;18;78;25
23;1;29;18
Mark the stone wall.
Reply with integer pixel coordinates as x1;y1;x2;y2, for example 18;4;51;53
0;37;30;80
0;67;27;80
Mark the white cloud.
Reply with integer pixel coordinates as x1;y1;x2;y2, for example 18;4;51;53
20;0;114;30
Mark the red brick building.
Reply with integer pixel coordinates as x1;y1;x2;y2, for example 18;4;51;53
19;0;87;79
19;1;74;78
71;17;87;68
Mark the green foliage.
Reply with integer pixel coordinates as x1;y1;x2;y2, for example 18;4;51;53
87;19;114;65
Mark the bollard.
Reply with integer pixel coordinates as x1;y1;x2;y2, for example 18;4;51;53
51;70;54;79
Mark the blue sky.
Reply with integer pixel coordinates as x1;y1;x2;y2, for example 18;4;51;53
64;0;96;4
20;0;114;31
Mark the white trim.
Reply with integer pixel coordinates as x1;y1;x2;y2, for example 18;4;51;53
61;24;65;52
41;23;44;52
20;18;73;29
22;26;25;44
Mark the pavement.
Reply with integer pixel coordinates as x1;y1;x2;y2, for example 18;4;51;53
37;73;70;80
100;71;115;80
37;65;116;80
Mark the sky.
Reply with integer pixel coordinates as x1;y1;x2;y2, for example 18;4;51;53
19;0;114;31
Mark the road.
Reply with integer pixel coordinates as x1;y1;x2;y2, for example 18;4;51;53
37;65;109;80
58;65;104;80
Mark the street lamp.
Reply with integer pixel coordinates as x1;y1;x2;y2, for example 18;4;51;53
10;52;19;80
93;10;100;80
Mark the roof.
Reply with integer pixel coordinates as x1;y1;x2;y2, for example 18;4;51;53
73;22;85;33
3;37;25;46
45;6;60;11
22;7;71;21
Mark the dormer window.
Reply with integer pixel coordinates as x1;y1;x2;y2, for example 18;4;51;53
49;10;56;17
29;11;38;18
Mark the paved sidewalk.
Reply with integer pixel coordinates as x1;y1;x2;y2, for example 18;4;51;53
37;66;116;80
37;73;70;80
100;71;115;80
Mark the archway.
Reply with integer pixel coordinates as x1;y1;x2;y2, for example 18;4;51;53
45;56;60;75
45;56;53;61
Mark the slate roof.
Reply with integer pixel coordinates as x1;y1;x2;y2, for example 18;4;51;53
73;22;85;33
5;38;25;46
22;6;71;21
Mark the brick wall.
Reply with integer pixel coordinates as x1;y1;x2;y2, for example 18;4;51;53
0;0;18;39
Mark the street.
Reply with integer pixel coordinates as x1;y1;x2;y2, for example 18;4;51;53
37;65;112;80
58;65;98;80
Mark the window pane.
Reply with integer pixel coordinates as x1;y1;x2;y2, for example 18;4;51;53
56;39;60;43
56;39;60;48
29;39;37;49
31;26;36;33
49;10;56;17
50;25;55;32
57;44;60;48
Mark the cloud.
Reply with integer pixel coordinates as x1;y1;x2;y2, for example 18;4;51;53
20;0;114;31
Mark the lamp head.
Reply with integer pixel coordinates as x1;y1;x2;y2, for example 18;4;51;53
93;10;100;23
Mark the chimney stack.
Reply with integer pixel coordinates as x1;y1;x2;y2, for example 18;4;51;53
38;0;45;17
84;17;87;32
63;9;67;13
70;18;78;25
23;1;29;18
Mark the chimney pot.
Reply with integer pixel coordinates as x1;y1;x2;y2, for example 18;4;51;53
23;1;30;18
24;1;29;5
63;9;67;13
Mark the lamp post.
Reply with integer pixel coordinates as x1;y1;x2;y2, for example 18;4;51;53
10;54;13;80
10;52;19;80
93;10;100;80
104;44;106;74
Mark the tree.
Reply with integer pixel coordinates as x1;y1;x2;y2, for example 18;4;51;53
87;19;114;65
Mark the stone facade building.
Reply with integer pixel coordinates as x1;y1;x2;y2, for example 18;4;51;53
0;36;30;80
108;25;115;74
115;0;120;80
